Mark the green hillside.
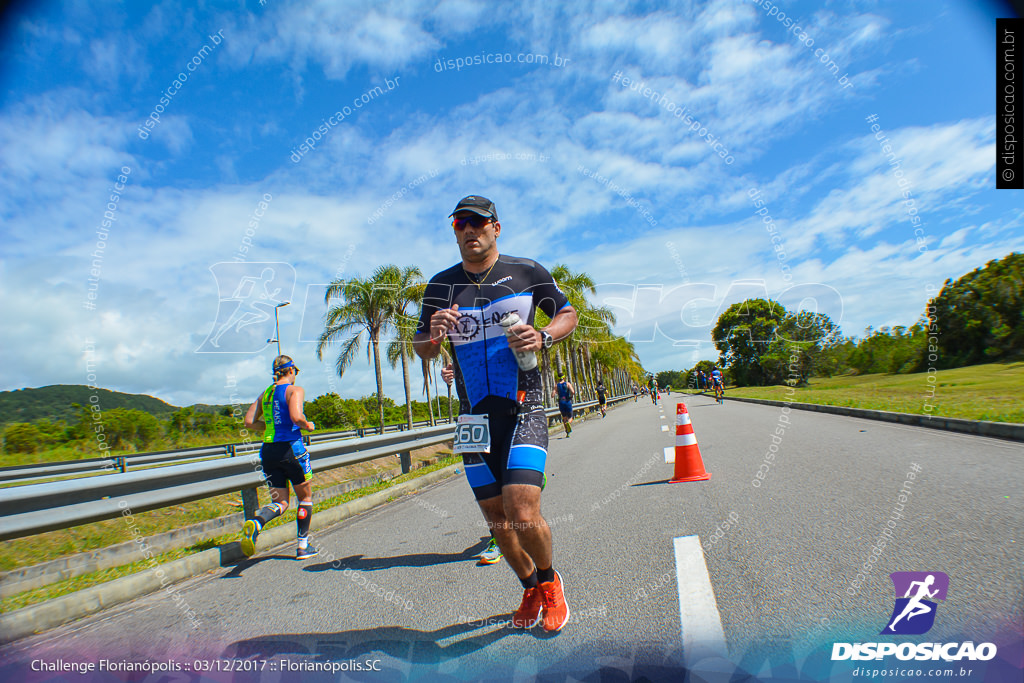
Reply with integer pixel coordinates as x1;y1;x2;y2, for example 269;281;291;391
0;385;180;425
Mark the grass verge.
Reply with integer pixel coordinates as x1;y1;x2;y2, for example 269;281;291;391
724;362;1024;423
0;446;451;572
0;454;461;613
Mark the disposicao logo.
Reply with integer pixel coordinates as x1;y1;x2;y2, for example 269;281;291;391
831;571;997;662
882;571;948;635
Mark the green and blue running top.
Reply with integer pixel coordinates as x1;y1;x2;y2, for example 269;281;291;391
261;384;301;443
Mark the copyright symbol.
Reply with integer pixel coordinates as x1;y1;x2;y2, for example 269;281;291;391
1003;169;1014;182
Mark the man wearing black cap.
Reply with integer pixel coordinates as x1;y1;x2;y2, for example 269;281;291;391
414;195;578;632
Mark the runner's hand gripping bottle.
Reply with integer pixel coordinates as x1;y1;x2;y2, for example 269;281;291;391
499;312;538;371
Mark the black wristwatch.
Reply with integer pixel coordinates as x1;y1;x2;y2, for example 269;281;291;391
540;330;554;349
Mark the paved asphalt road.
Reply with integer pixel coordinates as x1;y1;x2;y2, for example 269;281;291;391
2;394;1021;682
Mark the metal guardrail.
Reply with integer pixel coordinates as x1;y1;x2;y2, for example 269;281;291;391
0;418;454;485
0;424;456;542
0;394;630;541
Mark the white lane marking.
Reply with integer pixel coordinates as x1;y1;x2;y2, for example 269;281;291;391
674;535;728;665
664;446;675;463
660;415;665;419
661;425;669;432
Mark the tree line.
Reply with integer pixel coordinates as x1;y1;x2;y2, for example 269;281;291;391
673;252;1022;387
1;396;450;456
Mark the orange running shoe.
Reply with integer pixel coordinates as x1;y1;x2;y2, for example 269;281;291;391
512;586;544;628
539;571;570;632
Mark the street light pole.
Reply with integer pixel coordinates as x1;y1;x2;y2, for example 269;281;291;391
269;302;290;356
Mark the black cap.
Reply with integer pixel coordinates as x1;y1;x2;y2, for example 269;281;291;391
450;195;497;220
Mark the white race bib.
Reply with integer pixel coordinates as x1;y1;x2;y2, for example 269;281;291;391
453;414;491;453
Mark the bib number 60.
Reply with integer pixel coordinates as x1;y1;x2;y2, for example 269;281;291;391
453;414;491;454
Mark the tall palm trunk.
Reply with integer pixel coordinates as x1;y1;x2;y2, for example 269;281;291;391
400;346;413;429
371;335;385;433
541;347;552;408
569;342;582;398
422;357;434;426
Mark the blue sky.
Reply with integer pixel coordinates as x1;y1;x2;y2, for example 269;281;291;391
1;0;1021;408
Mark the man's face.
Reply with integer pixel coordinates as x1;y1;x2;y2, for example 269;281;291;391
453;212;500;263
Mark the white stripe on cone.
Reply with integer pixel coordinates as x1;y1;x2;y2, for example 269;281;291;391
676;433;698;447
676;413;691;426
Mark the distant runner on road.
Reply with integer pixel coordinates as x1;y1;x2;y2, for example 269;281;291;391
711;367;724;402
595;378;607;418
555;374;575;437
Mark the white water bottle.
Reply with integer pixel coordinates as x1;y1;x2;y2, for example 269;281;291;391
499;312;538;371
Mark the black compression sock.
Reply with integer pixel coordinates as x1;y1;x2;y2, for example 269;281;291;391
297;502;313;538
520;569;539;590
255;501;285;529
537;566;555;584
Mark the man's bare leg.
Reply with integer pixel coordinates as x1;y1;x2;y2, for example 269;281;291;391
477;495;534;578
502;483;551;570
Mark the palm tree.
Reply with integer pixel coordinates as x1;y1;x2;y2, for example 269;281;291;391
550;264;616;400
592;335;643;395
383;267;425;429
317;265;417;433
420;343;450;425
386;316;418;430
438;342;454;422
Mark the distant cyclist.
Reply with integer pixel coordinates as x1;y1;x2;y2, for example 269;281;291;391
711;367;724;402
414;194;577;632
241;355;318;559
595;378;607;418
555;374;575;437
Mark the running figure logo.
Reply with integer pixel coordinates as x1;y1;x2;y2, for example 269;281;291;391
880;571;949;635
196;263;295;353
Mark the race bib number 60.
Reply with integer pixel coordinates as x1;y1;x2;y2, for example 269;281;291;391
453;414;491;454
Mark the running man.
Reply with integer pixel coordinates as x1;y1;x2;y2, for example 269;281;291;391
595;378;607;418
888;575;940;631
711;366;724;402
241;355;319;559
649;375;658;405
632;384;638;402
414;195;577;632
555;373;575;437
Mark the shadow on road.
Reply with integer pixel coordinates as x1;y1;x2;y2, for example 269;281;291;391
219;554;296;578
629;479;676;487
302;537;491;573
224;629;688;679
224;618;520;666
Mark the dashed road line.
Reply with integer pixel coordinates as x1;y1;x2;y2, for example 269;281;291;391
673;535;728;666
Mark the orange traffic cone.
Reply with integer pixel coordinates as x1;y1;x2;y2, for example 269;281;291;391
670;402;711;482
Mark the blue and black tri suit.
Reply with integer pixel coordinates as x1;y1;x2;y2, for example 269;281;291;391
258;383;312;489
416;255;571;500
556;380;573;418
